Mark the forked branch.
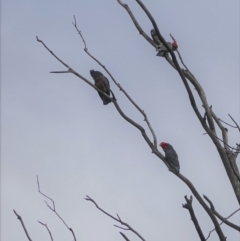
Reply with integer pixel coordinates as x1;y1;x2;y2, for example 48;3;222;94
37;176;77;241
204;195;240;232
72;16;158;148
38;221;54;241
85;195;145;241
182;195;205;241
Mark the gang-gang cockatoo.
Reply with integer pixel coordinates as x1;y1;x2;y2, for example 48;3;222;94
160;142;180;174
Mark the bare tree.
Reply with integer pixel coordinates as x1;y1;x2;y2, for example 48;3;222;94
14;1;239;241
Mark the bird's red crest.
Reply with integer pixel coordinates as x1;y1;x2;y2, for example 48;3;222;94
159;142;169;149
172;41;178;50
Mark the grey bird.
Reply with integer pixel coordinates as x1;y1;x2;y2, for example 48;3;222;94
90;70;111;105
150;29;161;45
156;40;178;57
160;142;180;173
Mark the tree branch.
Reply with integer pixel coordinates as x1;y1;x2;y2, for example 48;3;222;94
38;221;54;241
72;16;158;149
204;195;240;231
228;114;240;132
13;209;33;241
210;108;229;150
182;195;205;241
120;232;131;241
85;196;146;241
116;0;223;153
36;36;114;103
117;0;240;207
176;174;226;240
116;0;156;48
37;176;77;241
218;118;239;129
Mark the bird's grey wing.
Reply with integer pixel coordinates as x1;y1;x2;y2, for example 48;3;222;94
103;77;110;94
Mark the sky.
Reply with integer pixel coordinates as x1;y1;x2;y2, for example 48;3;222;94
1;0;240;241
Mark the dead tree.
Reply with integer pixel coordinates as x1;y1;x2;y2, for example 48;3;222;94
14;1;239;241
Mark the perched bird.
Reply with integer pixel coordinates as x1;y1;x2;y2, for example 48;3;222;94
90;70;111;105
150;29;161;45
156;40;178;57
159;142;180;174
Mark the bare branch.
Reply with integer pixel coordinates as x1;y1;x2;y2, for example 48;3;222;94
116;0;223;159
124;0;240;205
37;36;115;102
182;196;205;241
38;221;54;241
204;195;240;231
37;175;56;210
50;70;72;74
37;35;173;178
228;157;240;183
13;209;33;241
203;132;240;153
228;114;240;132
133;0;212;128
85;196;146;241
36;36;71;69
203;109;240;182
116;0;156;48
177;173;226;241
114;225;130;230
72;15;88;50
72;16;158;148
120;232;131;241
218;118;239;129
210;108;229;150
37;7;238;239
37;176;77;241
203;195;240;240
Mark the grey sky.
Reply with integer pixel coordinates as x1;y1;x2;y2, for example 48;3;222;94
2;0;240;241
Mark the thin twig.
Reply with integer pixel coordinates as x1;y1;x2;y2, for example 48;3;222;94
115;225;129;230
37;176;77;241
85;195;146;241
228;114;240;132
50;70;72;74
203;132;240;152
38;221;54;241
218;118;238;129
37;176;55;210
13;209;33;241
72;16;158;148
72;15;88;50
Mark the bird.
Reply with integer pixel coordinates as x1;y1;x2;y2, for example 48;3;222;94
156;40;178;57
159;142;180;174
90;70;111;105
150;29;161;45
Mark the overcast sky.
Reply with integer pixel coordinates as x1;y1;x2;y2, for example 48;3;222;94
2;0;240;241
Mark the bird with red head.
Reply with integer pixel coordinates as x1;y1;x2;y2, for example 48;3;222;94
160;142;180;174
